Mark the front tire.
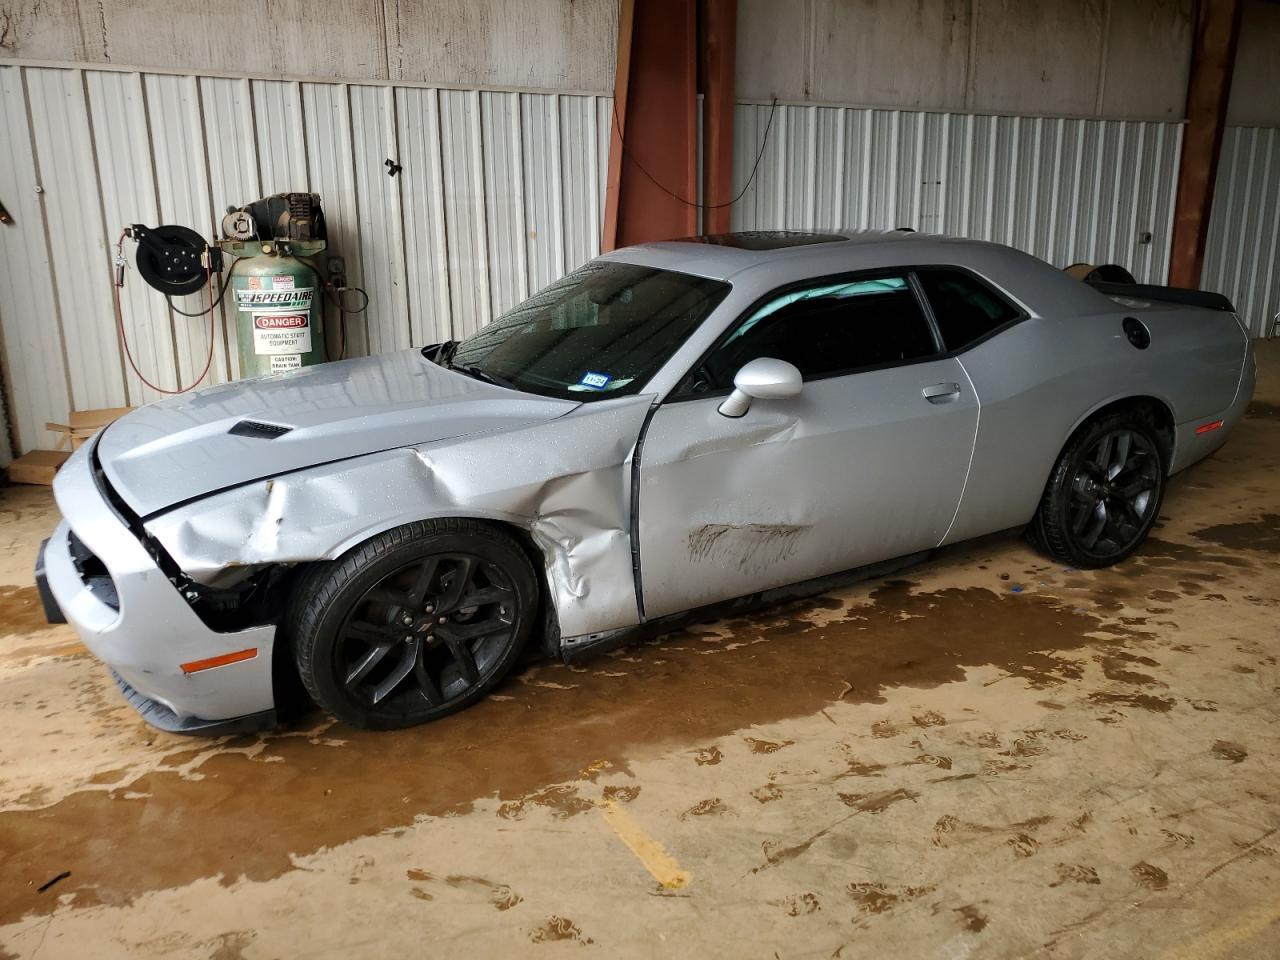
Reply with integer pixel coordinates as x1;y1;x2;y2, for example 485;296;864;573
289;519;538;729
1029;411;1165;569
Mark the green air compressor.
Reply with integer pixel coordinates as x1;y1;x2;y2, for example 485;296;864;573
219;194;328;377
125;192;355;388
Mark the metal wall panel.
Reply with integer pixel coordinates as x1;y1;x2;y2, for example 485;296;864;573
199;76;261;382
479;91;529;321
1203;126;1280;338
145;73;236;391
559;94;604;272
86;69;176;403
301;81;366;360
439;89;492;340
350;84;411;355
395;86;453;347
252;81;309;195
521;93;568;295
25;67;125;413
731;103;1183;287
0;66;72;455
0;61;610;459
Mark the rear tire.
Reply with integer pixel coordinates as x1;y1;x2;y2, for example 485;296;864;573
1029;410;1165;569
288;519;538;729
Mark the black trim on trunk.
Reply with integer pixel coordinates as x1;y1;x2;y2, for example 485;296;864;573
1089;281;1236;313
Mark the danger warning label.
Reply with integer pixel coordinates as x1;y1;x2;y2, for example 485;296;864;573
252;312;312;355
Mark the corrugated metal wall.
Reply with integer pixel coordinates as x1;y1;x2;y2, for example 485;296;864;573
8;66;1272;468
0;62;610;456
1203;126;1280;338
730;103;1184;286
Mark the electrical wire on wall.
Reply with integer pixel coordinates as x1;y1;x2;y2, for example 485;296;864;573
327;285;370;362
610;97;779;212
296;255;371;362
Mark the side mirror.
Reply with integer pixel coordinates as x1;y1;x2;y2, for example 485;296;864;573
717;357;803;418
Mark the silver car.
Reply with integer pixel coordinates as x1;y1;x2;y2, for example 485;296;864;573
38;231;1255;733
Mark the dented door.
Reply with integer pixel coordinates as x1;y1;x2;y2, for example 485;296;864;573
636;358;979;619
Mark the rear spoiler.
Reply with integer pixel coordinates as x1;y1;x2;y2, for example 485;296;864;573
1087;281;1236;313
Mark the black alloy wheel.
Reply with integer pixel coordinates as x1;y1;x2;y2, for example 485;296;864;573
1030;411;1166;568
290;520;537;729
339;554;515;708
1065;429;1161;558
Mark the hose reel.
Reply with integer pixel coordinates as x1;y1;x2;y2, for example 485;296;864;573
129;223;222;297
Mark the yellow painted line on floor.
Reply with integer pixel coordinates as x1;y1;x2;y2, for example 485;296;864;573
597;800;691;890
1157;899;1280;960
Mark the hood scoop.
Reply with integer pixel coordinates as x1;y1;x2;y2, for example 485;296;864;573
228;419;294;439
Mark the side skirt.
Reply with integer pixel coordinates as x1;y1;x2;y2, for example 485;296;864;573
559;548;934;664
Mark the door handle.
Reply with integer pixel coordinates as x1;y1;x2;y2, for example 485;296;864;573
922;382;961;404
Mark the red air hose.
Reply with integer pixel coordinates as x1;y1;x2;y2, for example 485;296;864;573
113;230;218;396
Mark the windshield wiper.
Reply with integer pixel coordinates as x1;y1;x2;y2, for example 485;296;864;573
449;362;515;390
426;340;459;366
426;339;513;389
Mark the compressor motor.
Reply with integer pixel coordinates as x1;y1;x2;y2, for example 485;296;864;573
124;191;364;387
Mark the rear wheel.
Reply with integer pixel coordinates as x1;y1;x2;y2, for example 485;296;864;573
1030;411;1165;568
290;520;538;729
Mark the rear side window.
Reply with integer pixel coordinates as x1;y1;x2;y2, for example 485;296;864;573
917;270;1021;351
686;273;937;391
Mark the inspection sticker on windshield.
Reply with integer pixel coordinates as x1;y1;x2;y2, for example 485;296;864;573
578;371;612;391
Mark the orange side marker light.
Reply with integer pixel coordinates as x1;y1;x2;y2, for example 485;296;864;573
181;648;258;674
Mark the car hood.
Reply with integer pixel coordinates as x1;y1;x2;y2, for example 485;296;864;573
98;350;579;516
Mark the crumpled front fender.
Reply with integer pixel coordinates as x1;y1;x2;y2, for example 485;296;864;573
144;396;655;640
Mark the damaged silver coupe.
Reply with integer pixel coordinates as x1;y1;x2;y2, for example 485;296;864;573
38;231;1255;733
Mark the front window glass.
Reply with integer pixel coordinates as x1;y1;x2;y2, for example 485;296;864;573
681;272;937;393
444;262;730;400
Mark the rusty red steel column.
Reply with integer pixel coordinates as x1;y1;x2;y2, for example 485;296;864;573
701;0;738;235
602;0;700;251
601;0;635;253
1168;0;1243;289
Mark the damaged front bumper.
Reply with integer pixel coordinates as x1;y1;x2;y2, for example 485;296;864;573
43;443;278;735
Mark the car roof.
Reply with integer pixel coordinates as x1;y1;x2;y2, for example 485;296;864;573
598;229;928;280
598;229;1115;319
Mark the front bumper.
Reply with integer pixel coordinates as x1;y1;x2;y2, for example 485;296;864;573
43;442;278;734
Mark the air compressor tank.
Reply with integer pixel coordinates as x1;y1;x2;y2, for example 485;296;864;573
227;243;326;377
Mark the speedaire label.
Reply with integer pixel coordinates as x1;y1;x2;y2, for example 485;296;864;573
252;313;312;355
235;287;314;309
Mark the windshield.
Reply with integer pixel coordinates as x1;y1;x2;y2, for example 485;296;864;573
443;262;731;400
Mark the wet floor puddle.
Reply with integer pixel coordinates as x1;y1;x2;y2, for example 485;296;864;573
0;585;62;638
0;576;1159;924
1190;514;1280;555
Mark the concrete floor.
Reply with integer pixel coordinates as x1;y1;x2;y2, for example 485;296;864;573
1;345;1277;960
